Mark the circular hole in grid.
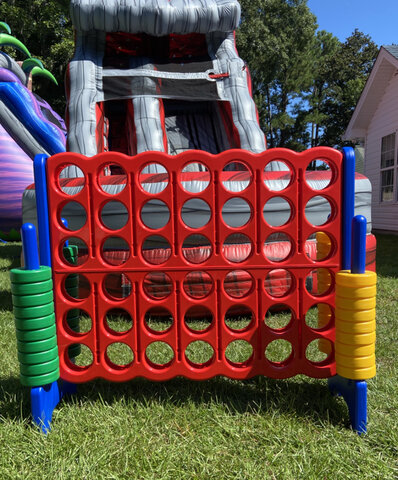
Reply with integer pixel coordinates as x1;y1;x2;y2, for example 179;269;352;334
141;200;170;229
265;269;293;298
181;162;210;193
305;159;332;190
225;340;253;365
223;234;252;263
182;235;212;264
222;161;252;192
98;163;127;194
263;161;292;191
145;342;174;367
181;199;211;229
265;305;294;330
59;165;85;195
106;342;134;367
145;307;173;333
101;201;128;230
104;273;131;300
67;344;93;367
185;341;214;366
224;270;253;298
306;339;332;363
184;306;213;333
305;268;333;296
305;303;333;330
102;237;130;266
183;271;213;299
66;309;92;334
142;235;171;265
305;196;332;226
143;272;173;300
263;197;291;227
62;238;88;266
60;202;87;231
224;305;253;331
105;309;133;333
265;340;293;364
222;198;251;228
64;273;91;301
305;232;333;261
139;163;169;194
264;233;292;262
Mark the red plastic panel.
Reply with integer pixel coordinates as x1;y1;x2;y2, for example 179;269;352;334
46;148;342;383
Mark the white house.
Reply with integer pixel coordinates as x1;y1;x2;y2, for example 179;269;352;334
345;45;398;233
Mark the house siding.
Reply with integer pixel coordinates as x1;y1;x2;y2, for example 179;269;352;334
365;73;398;232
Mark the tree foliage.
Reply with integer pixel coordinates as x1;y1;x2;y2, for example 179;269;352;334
317;29;379;147
0;0;73;113
237;0;318;149
237;0;379;149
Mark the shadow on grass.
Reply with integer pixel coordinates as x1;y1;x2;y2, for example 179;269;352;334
0;243;21;270
0;289;13;311
74;375;348;429
0;376;31;421
375;234;398;278
0;373;350;429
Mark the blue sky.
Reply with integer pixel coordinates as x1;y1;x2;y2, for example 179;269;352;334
307;0;398;47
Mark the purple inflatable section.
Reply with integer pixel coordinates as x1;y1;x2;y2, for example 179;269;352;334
0;67;66;238
0;123;33;236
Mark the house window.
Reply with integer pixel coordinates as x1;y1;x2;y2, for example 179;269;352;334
380;133;396;202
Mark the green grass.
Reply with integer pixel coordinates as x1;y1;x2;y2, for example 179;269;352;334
0;237;397;479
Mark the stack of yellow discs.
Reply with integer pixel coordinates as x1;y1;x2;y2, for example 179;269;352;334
335;270;377;380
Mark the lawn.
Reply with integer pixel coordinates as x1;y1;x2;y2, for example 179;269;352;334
0;235;397;479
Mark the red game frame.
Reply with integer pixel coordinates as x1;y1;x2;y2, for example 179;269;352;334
45;147;342;383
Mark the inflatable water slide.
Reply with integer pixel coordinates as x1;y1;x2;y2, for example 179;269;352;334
0;27;66;239
22;0;375;276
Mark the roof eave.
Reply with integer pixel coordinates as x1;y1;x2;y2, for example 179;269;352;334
345;47;398;140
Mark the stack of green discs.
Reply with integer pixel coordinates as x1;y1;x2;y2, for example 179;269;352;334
10;265;60;387
63;245;81;358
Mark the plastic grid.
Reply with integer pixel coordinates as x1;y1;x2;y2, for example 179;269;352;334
46;148;343;383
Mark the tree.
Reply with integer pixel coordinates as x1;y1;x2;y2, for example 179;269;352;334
236;0;318;149
303;30;340;148
318;29;379;147
0;0;73;114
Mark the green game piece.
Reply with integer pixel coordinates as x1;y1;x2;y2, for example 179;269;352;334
16;324;56;342
17;336;57;353
11;279;53;296
20;357;59;376
10;266;51;284
64;245;78;257
20;368;60;387
14;302;54;319
14;313;56;331
18;346;58;365
12;290;54;307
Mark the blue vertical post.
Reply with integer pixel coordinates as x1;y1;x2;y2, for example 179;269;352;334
21;223;40;270
351;215;367;274
328;148;368;434
30;154;76;432
33;154;52;267
342;146;355;270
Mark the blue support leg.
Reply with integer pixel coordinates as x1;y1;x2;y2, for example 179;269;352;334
328;375;367;434
31;380;77;433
